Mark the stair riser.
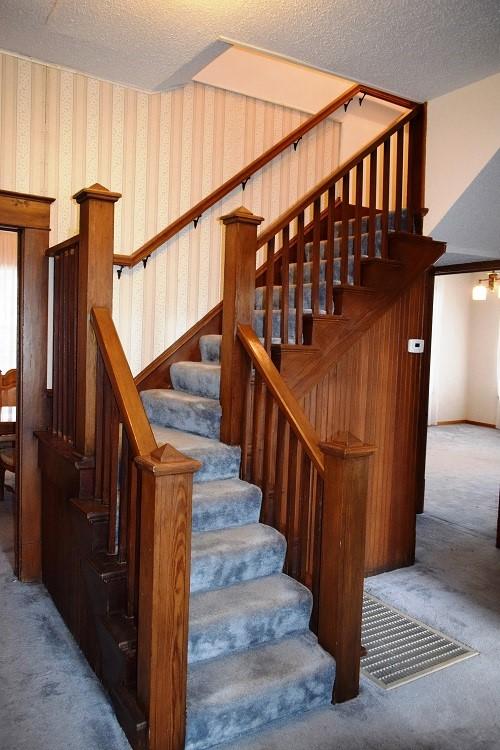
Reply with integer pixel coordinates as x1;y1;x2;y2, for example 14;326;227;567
192;480;262;533
255;282;329;311
189;590;312;664
141;390;221;440
304;230;381;262
170;362;221;400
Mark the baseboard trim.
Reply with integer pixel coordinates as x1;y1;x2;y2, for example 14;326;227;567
435;419;497;429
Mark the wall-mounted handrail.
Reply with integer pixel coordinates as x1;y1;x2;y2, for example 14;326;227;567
113;84;417;269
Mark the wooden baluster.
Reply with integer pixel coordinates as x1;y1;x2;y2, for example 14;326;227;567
136;444;200;750
312;197;321;315
261;390;275;524
124;435;140;619
220;206;264;445
394;127;404;231
74;184;121;456
239;373;252;482
273;410;287;532
353;161;364;285
281;225;290;344
60;251;68;439
52;256;60;436
285;432;299;578
368;149;378;258
341;174;350;284
325;186;335;315
94;353;105;500
298;450;312;586
295;211;305;345
310;476;324;634
68;248;77;443
101;376;112;505
318;432;376;703
251;372;265;487
381;139;390;257
107;395;120;555
264;238;275;352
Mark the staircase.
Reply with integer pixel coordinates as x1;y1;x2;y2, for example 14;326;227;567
142;334;334;749
39;85;446;750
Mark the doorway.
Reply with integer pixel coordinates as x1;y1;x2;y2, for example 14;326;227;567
423;265;500;540
0;229;18;571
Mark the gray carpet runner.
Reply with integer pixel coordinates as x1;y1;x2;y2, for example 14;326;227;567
140;214;403;748
142;334;335;750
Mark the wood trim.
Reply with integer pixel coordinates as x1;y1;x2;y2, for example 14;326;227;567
435;419;497;429
237;324;324;475
113;85;417;269
415;269;435;514
433;259;500;276
257;107;420;249
91;307;157;458
46;234;80;257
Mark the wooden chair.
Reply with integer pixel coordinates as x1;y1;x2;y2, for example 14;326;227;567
0;369;16;501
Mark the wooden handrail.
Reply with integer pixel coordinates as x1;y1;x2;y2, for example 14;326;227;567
91;306;157;457
257;106;420;249
46;234;79;257
237;324;324;475
113;84;417;269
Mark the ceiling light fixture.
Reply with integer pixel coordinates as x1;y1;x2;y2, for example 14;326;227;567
471;271;500;301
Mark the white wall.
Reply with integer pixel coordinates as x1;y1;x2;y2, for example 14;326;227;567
429;272;500;426
425;72;500;234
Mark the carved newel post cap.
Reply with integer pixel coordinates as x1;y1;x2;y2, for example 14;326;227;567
136;442;202;476
73;183;122;204
320;431;376;459
220;206;264;226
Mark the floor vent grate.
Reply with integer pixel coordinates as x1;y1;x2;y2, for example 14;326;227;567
361;593;478;689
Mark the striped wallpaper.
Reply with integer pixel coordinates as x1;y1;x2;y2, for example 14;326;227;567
0;51;341;373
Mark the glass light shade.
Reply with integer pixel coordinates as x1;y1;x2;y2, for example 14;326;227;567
472;283;487;301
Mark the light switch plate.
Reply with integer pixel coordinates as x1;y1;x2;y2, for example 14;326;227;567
408;339;425;354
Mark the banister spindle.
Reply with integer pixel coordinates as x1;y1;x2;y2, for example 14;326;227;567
281;225;290;345
312;198;322;315
381;139;390;257
325;186;336;315
394;127;404;231
368;149;378;258
264;238;275;353
340;174;350;284
353;161;364;285
295;211;305;345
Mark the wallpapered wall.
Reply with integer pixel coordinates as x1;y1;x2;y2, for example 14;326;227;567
0;51;341;373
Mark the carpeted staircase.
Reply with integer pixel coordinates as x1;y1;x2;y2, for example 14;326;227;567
139;212;403;748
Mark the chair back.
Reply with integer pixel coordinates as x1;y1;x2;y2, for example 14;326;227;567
0;369;16;407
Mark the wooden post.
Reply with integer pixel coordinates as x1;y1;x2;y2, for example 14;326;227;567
74;183;121;456
317;432;375;703
408;103;427;235
219;206;264;445
135;443;201;750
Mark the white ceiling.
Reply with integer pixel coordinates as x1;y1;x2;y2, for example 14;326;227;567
1;0;499;99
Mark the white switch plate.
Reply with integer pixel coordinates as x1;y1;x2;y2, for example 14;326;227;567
408;339;425;354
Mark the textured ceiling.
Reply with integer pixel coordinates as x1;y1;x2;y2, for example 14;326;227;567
432;149;500;259
0;0;499;98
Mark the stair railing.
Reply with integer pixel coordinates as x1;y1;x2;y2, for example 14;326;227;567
113;85;419;273
253;103;427;352
236;323;375;702
220;206;375;702
91;305;200;750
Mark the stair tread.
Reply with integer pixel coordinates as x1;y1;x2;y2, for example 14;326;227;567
141;388;220;439
171;360;221;399
186;632;334;750
192;478;261;532
191;523;286;593
151;425;240;483
189;573;312;664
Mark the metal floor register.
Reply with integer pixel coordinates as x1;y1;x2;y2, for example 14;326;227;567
361;594;478;689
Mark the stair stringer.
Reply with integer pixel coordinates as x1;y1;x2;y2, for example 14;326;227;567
272;232;446;398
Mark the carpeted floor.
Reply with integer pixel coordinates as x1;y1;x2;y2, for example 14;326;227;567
0;425;499;749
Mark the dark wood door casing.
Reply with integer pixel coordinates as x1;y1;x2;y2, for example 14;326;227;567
0;188;54;581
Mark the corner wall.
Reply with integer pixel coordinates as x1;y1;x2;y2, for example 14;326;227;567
0;51;340;372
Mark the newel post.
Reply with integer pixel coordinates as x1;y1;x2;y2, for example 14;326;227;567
219;206;264;445
74;183;121;456
318;432;376;703
408;103;427;235
135;443;201;750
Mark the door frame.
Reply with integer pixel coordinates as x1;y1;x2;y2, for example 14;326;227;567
416;257;500;514
0;189;54;581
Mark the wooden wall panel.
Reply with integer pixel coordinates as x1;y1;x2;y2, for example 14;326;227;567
300;276;427;574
